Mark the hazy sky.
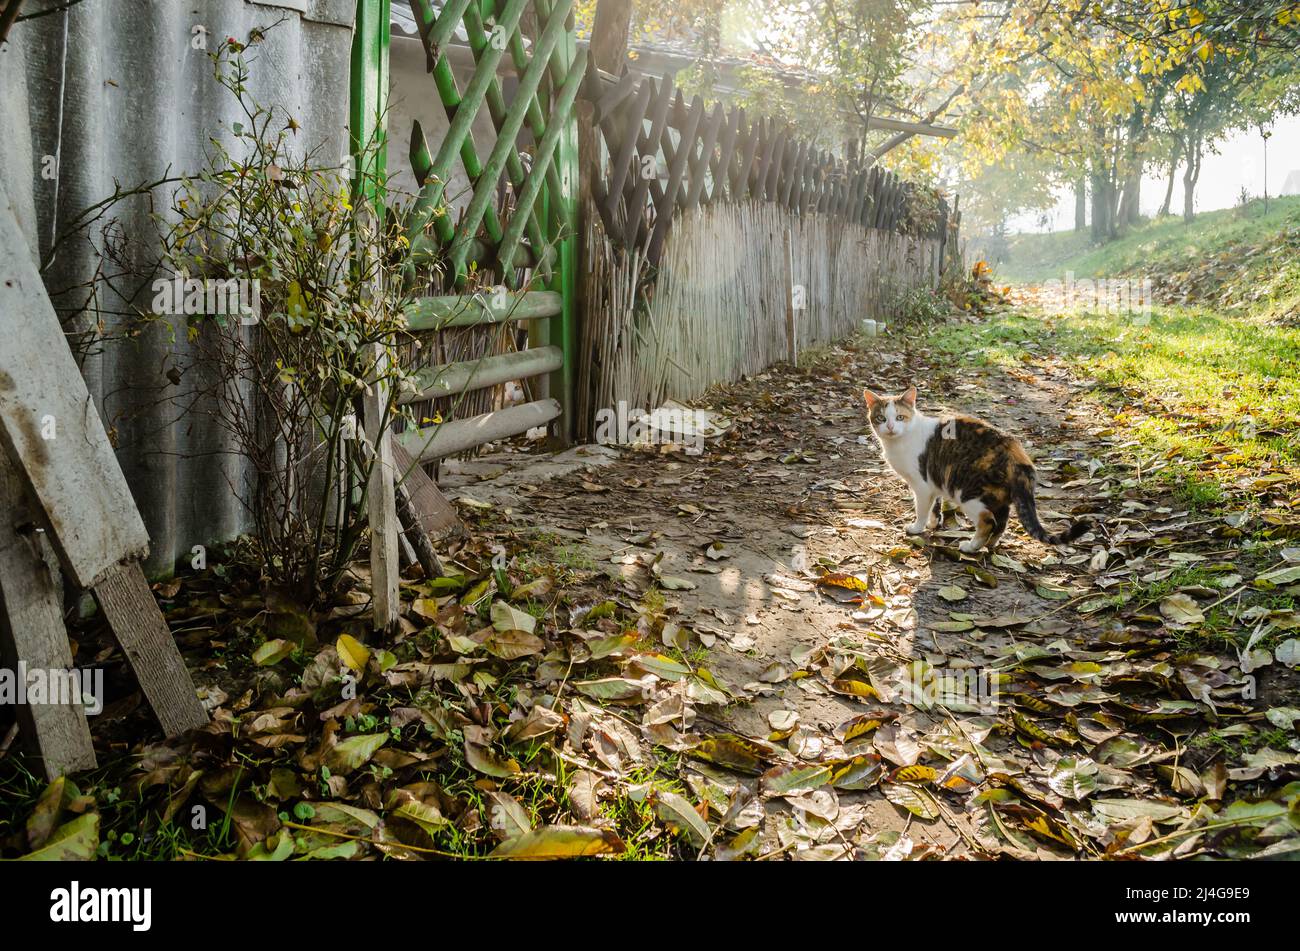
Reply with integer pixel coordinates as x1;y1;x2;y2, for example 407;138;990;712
1010;114;1300;233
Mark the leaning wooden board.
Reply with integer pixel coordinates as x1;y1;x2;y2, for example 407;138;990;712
0;185;148;590
0;464;97;778
0;185;207;740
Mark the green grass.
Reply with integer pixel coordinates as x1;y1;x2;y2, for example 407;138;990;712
993;195;1300;285
926;290;1300;656
927;304;1300;513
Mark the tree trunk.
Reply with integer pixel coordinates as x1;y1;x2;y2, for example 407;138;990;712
1090;168;1110;244
1182;131;1202;223
1074;178;1087;231
1159;141;1182;217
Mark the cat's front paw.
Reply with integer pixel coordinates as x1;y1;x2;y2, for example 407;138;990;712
958;538;982;553
906;522;927;536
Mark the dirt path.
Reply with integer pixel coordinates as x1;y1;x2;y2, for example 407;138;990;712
446;314;1286;859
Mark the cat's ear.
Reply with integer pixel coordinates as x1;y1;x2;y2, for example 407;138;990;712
863;388;881;409
901;385;917;407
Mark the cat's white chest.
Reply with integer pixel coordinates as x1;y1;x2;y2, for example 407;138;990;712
878;418;936;488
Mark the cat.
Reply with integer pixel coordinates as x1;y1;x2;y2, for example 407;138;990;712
863;385;1088;553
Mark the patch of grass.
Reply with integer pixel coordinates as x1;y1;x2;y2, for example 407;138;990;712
995;196;1300;284
928;304;1300;514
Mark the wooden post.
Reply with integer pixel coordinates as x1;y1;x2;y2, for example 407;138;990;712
351;0;400;636
576;0;632;438
783;226;797;365
0;464;96;779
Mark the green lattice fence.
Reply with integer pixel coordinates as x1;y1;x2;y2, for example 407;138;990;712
393;0;586;455
353;0;586;460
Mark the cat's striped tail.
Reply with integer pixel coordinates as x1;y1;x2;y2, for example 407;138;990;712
1012;466;1089;545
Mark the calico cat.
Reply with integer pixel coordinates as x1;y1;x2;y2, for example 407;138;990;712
863;385;1088;553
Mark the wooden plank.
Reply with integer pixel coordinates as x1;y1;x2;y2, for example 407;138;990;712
398;398;562;462
363;348;400;637
405;345;564;402
622;74;675;249
391;441;462;541
92;561;207;736
0;462;96;779
682;102;725;211
647;94;704;265
405;290;563;332
0;189;148;589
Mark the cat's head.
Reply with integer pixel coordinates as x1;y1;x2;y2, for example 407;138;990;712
863;386;918;440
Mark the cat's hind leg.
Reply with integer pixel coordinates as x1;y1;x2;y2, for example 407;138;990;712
984;505;1010;551
958;498;994;552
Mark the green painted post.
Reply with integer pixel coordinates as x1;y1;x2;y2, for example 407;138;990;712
545;0;580;445
349;0;390;210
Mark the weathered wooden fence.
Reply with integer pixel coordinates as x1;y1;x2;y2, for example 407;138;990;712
350;0;587;631
586;69;956;267
578;204;945;433
574;68;960;439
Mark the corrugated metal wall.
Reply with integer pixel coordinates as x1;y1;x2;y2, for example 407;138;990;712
0;0;354;576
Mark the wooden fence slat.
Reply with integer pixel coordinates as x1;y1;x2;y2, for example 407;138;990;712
781;140;803;210
761;124;782;202
405;290;564;332
733;112;761;199
593;67;639;124
605;79;652;225
682;102;725;211
400;398;563;462
648;94;703;265
707;106;741;204
406;345;564;402
621;73;675;249
92;562;208;736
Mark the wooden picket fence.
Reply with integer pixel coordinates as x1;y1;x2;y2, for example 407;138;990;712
586;70;957;268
